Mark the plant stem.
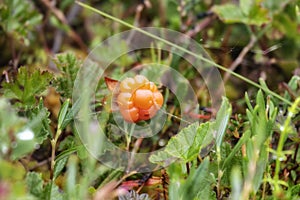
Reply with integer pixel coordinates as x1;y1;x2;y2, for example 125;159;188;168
50;128;62;179
216;147;222;199
76;1;296;108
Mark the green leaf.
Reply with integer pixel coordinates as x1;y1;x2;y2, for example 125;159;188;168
149;150;176;166
60;98;81;130
230;166;242;199
247;5;269;26
240;0;252;16
213;2;269;26
98;168;123;189
273;13;298;39
289;184;300;199
165;122;210;162
53;53;82;98
55;146;80;163
26;98;51;143
58;99;70;129
215;97;232;149
0;160;26;180
26;172;44;198
213;4;246;24
252;144;268;192
283;75;300;110
53;157;68;180
2;67;53;107
11;128;36;160
150;122;212;164
167;162;184;200
43;181;63;200
0;98;26;157
0;0;42;45
58;135;76;151
0;98;38;160
65;155;78;199
150;98;232;164
180;158;211;200
222;130;251;169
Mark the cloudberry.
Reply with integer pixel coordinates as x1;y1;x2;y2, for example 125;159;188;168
116;75;163;123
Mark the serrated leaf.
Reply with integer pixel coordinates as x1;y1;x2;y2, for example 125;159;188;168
26;172;44;198
149;150;176;166
0;0;42;45
165;122;210;162
26;98;51;143
2;67;53;107
53;53;81;98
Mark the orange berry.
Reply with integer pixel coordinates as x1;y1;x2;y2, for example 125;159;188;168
134;75;148;88
133;89;153;109
153;91;163;108
116;75;163;123
138;105;158;121
117;92;133;109
119;107;139;122
120;78;135;92
149;82;157;92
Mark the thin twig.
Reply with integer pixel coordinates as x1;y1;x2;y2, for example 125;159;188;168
50;128;62;179
223;35;257;83
185;15;216;38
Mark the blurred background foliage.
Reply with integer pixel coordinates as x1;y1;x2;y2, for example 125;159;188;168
0;0;299;199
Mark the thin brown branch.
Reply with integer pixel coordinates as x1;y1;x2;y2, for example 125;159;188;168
223;35;257;83
185;15;216;38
